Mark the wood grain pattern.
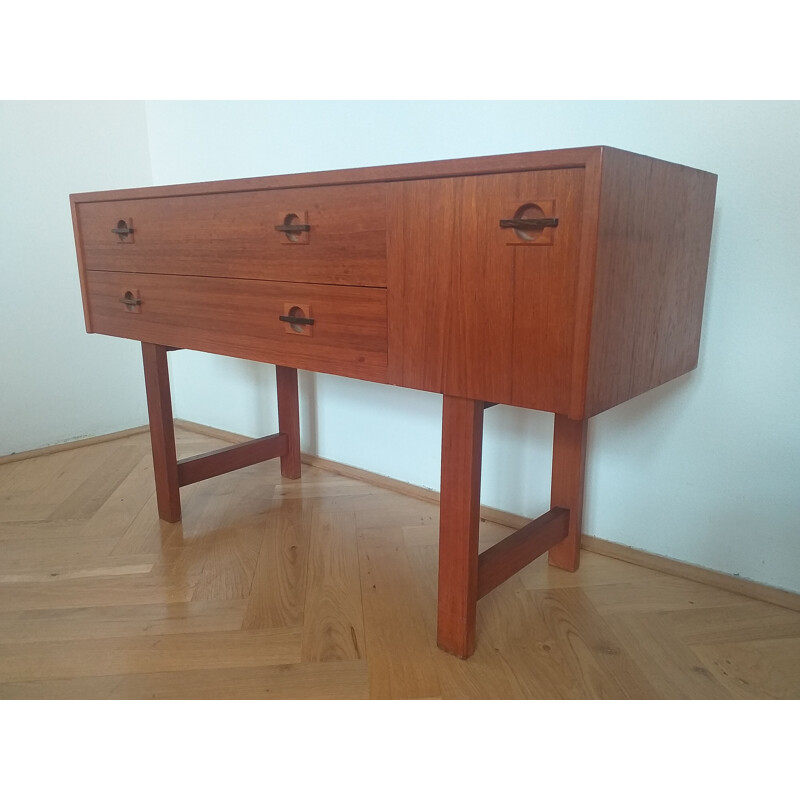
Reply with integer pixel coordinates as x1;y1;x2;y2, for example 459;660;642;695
177;434;287;486
438;174;516;403
0;599;247;644
389;168;585;410
691;638;800;700
437;396;484;658
295;444;800;612
140;350;301;526
276;366;301;480
44;442;149;523
477;575;608;699
0;660;369;700
242;498;311;630
74;146;716;416
357;528;442;699
477;508;568;598
603;611;733;699
300;509;365;662
189;486;263;602
141;343;181;522
583;148;718;416
548;415;588;571
88;271;388;382
509;169;586;412
386;177;458;394
402;538;524;699
1;428;798;699
68;146;608;203
76;183;387;287
0;628;302;683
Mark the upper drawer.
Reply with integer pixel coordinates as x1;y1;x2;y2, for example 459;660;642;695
74;183;387;287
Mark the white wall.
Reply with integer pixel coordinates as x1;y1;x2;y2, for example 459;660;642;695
1;102;153;455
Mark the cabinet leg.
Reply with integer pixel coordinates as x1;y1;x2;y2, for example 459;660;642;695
141;343;181;523
548;414;588;571
276;366;301;479
437;396;484;659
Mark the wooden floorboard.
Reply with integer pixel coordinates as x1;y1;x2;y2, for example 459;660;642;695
0;428;798;699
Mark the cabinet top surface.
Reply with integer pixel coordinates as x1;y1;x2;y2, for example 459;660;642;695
69;145;716;204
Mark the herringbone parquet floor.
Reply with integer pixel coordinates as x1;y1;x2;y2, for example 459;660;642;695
1;427;798;699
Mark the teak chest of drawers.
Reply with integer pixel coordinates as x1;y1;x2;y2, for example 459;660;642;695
71;146;717;658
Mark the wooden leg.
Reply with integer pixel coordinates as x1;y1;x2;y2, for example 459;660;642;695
548;414;588;571
141;342;181;523
437;396;484;659
276;365;301;479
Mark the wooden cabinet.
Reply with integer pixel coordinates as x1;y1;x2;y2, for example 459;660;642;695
71;146;717;658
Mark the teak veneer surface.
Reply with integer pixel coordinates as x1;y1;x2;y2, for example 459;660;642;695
71;146;717;417
388;169;586;410
77;183;388;288
86;271;389;382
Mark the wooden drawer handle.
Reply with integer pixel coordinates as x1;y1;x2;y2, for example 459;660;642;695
119;292;142;309
274;222;311;234
499;217;559;232
279;313;314;326
275;212;311;244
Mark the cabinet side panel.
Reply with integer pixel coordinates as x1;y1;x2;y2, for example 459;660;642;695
70;199;94;332
585;151;717;416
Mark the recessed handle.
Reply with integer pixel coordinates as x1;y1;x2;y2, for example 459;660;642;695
112;219;135;243
275;212;311;244
274;222;311;234
279;314;315;326
119;292;142;309
499;217;559;231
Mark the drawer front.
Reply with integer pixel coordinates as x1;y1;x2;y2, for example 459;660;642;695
76;183;386;287
85;271;388;381
389;168;585;412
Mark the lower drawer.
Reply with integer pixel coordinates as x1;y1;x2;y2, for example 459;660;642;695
84;271;388;381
